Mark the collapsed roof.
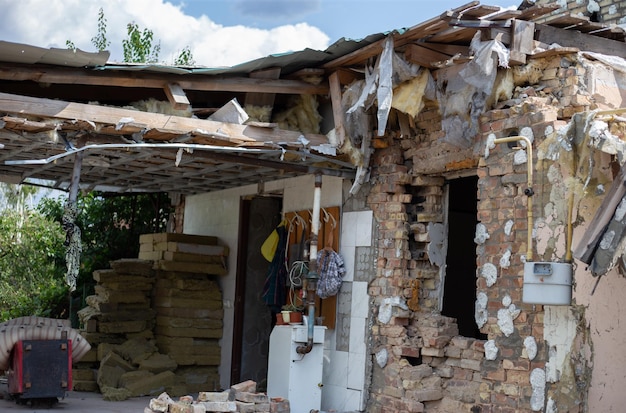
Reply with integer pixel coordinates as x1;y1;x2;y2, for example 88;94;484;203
0;1;624;195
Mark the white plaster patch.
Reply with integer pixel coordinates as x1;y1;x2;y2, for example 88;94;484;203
502;295;512;307
375;348;388;368
599;230;616;250
497;308;515;336
377;296;408;324
520;126;534;145
546;397;557;413
427;222;446;267
484;340;499;360
615;197;626;221
485;133;496;158
609;4;617;15
481;263;498;287
596;184;605;195
475;292;488;329
544;125;554;136
587;0;599;13
474;223;490;245
530;368;546;411
504;220;514;236
513;149;527;165
525;336;538;361
500;249;511;268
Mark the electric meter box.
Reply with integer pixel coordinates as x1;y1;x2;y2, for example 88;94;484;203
523;262;572;305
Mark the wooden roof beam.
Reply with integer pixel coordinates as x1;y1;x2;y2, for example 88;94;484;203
163;83;190;110
0;92;330;147
0;64;328;95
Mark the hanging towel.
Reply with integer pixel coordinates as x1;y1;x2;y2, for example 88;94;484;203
316;249;346;299
261;219;286;262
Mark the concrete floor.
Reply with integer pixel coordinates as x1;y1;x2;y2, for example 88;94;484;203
0;386;152;412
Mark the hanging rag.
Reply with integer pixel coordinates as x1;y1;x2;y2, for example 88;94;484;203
261;223;289;312
316;249;346;299
261;219;286;262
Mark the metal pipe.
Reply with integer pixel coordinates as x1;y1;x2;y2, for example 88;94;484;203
493;136;534;261
297;173;322;355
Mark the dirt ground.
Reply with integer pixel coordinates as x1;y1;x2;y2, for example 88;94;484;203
0;384;152;413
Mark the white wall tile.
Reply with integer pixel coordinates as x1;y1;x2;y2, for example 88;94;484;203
344;388;363;411
349;317;366;356
341;246;355;282
323;349;348;387
351;281;369;318
341;211;358;248
321;384;348;412
347;352;366;390
355;210;373;247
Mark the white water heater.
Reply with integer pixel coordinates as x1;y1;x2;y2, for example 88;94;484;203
267;324;325;413
523;262;572;305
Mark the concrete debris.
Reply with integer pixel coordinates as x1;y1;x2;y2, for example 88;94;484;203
144;381;289;413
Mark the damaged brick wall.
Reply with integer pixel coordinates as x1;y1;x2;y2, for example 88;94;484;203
534;0;626;25
365;50;599;412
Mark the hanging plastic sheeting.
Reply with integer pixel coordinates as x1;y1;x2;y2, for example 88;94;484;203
62;201;82;292
346;36;420;137
438;31;509;148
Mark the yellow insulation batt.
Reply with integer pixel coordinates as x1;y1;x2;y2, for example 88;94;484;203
0;316;91;370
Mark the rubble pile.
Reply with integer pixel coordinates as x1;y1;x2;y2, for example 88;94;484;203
144;380;291;413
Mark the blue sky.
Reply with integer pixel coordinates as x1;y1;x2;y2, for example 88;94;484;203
0;0;522;67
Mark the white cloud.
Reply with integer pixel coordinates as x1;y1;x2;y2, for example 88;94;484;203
0;0;330;67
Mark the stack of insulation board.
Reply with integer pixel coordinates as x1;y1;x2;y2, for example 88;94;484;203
138;233;228;276
140;233;227;393
76;259;156;392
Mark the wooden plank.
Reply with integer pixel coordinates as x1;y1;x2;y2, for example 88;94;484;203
517;4;561;20
244;67;281;110
574;166;626;264
510;20;535;65
0;64;328;95
163;83;190;110
535;23;626;58
323;2;479;69
529;47;579;59
418;42;470;57
0;91;331;146
404;44;453;68
328;71;347;149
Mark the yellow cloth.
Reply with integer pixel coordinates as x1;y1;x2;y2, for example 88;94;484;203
261;220;286;262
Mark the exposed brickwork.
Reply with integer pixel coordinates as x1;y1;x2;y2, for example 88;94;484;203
534;0;626;25
366;50;599;412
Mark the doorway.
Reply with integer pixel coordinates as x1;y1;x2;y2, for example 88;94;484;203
231;196;282;386
442;175;486;339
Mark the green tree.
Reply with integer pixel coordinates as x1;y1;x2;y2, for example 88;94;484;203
0;205;66;320
39;192;172;300
91;7;110;52
174;46;195;66
122;22;161;63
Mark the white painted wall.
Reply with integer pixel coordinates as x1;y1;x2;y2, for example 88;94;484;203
183;175;348;390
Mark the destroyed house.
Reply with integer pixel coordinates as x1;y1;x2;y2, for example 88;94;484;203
1;0;626;411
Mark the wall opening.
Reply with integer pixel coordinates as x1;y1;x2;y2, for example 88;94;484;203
442;175;486;339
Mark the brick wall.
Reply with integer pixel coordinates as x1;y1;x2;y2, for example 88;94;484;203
365;50;596;412
534;0;626;25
